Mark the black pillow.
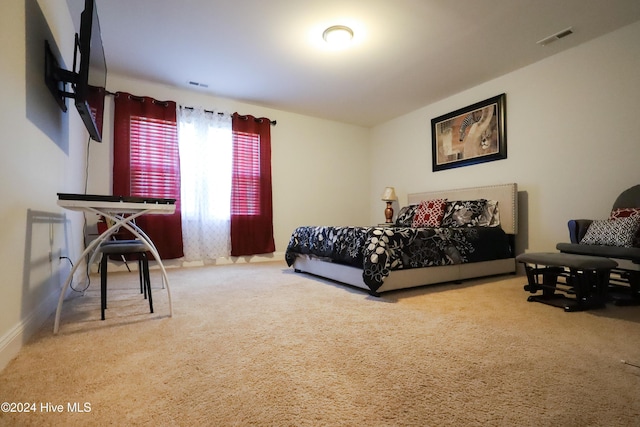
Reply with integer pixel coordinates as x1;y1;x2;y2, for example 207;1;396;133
395;205;418;227
440;199;488;227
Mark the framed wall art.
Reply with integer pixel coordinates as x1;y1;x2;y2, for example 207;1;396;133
431;93;506;171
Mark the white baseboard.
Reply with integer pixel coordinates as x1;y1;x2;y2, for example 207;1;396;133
0;286;61;372
91;251;287;272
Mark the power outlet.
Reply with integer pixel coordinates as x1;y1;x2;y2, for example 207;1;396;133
50;248;63;263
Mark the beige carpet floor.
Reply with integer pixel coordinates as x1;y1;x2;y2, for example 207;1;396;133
1;261;640;426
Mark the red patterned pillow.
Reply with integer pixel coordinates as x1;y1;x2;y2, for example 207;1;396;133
412;198;448;227
609;208;640;247
609;208;640;220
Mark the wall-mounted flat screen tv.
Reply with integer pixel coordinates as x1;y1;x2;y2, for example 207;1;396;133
45;0;107;142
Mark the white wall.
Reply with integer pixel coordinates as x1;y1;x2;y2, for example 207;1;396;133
89;74;372;263
370;20;640;254
0;0;88;370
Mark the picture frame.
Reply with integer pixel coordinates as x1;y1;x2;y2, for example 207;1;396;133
431;93;506;171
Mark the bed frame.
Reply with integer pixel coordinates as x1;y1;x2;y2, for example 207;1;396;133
292;183;518;294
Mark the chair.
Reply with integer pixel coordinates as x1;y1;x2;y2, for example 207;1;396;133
96;217;154;320
97;216;135;271
556;184;640;304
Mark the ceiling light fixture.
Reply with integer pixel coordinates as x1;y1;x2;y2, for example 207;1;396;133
322;25;354;46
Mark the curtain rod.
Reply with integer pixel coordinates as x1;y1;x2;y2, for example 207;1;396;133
105;90;276;126
180;106;277;126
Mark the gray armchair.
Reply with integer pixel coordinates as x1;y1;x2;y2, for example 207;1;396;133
556;184;640;304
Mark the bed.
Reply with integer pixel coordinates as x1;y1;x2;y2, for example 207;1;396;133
285;183;518;295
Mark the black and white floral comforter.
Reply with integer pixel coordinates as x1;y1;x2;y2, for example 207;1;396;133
285;226;513;293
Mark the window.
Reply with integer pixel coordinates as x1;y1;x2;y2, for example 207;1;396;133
231;131;261;216
179;122;232;220
130;116;180;199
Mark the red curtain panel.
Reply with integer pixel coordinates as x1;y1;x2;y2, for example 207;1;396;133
230;113;275;256
113;92;184;259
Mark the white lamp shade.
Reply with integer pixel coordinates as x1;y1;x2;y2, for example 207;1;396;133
381;187;397;201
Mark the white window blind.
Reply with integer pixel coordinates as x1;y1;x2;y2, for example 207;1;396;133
129;116;180;199
231;131;261;216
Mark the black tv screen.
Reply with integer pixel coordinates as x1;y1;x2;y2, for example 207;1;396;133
75;0;106;142
44;0;107;142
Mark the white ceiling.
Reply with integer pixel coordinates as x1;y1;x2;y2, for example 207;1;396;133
67;0;640;127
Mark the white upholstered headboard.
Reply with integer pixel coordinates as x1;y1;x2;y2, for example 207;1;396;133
407;183;518;234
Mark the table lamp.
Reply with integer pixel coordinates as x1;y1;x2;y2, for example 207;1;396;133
381;187;398;223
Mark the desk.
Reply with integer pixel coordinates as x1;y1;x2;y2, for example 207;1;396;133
55;193;176;334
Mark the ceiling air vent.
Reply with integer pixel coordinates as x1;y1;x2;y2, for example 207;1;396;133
536;27;573;46
188;81;209;88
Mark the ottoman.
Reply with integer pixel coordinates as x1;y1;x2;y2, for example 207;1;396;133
516;252;618;312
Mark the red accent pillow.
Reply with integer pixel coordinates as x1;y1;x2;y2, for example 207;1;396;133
610;208;640;247
609;208;640;220
412;199;448;227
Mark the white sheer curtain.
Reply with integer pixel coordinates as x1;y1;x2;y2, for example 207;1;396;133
178;106;232;261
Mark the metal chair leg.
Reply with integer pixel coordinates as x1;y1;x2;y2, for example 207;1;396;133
100;254;108;320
